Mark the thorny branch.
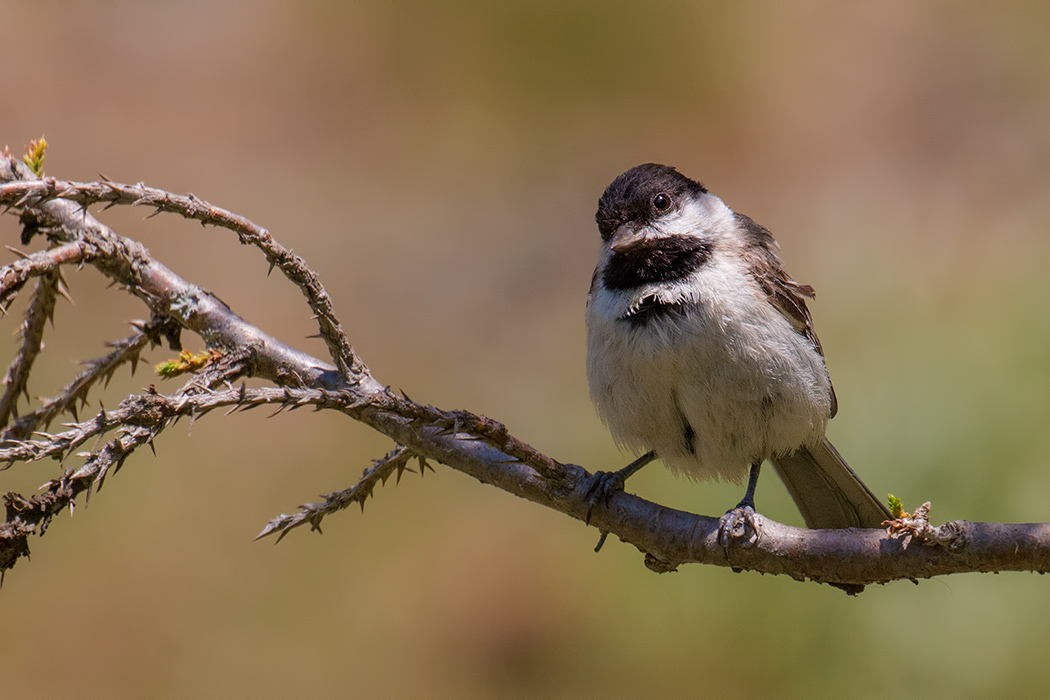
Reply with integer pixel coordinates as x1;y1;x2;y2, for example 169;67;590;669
1;149;1049;594
2;315;181;441
0;176;365;381
256;445;428;543
0;240;90;310
0;270;60;428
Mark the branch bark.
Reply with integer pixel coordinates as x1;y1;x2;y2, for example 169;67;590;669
1;152;1047;593
0;270;59;428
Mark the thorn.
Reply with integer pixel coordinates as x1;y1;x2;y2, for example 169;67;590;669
55;279;74;305
4;246;29;259
594;531;610;553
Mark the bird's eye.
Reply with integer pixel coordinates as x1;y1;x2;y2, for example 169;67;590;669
652;193;673;212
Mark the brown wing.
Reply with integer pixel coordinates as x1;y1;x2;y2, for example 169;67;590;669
736;213;838;418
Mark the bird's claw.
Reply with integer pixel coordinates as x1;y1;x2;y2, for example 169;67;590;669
585;470;626;525
718;505;759;551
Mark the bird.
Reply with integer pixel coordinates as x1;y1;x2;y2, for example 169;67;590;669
585;163;889;533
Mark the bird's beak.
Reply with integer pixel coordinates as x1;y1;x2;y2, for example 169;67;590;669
609;225;652;252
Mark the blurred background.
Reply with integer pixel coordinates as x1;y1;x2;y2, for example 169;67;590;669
3;1;1050;697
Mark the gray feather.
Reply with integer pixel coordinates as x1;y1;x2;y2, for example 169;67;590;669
771;438;890;529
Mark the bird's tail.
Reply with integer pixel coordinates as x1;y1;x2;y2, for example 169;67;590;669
770;437;890;529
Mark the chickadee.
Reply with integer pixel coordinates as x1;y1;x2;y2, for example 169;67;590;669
586;163;888;531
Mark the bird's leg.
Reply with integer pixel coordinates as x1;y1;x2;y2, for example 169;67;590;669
737;461;761;511
585;451;656;525
718;461;762;550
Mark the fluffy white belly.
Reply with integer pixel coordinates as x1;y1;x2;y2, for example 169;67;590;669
586;258;832;482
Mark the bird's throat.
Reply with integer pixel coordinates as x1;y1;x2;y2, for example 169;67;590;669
602;236;711;291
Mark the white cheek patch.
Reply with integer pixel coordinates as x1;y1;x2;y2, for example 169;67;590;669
654;195;735;240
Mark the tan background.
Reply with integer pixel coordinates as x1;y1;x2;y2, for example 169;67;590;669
3;1;1050;697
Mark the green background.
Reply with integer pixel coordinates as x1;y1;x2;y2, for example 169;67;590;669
3;1;1050;697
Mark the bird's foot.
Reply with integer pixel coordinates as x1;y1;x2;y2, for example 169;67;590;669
718;504;759;551
584;452;656;525
584;453;656;552
585;470;627;525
